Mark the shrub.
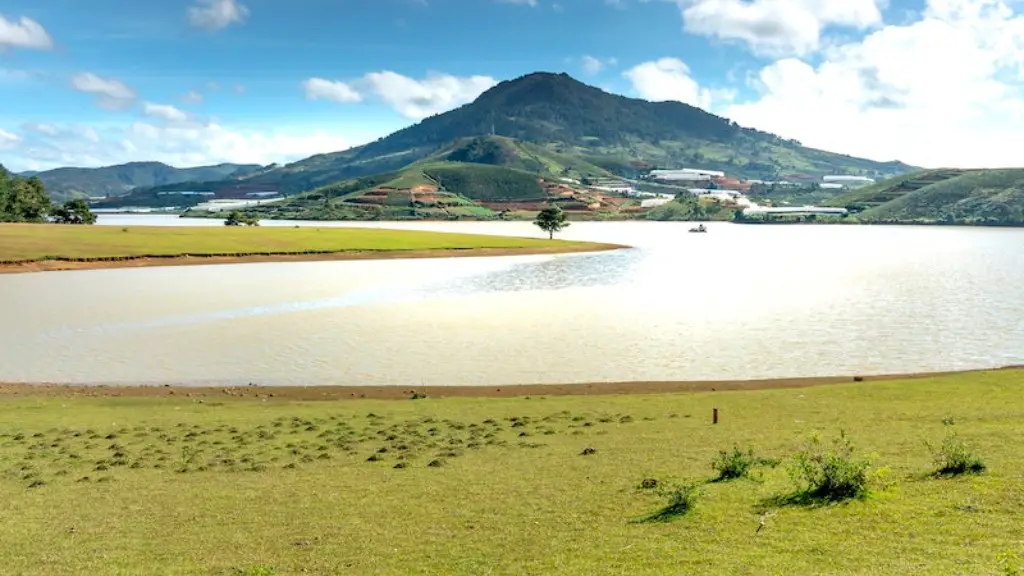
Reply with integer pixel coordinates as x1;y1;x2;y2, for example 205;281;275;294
929;429;986;476
788;431;871;502
712;446;756;481
638;481;701;523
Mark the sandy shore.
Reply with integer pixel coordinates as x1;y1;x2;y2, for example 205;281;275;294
2;367;1018;401
0;243;626;274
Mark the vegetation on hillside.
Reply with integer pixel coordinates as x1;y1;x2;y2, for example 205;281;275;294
0;369;1021;574
854;169;1024;225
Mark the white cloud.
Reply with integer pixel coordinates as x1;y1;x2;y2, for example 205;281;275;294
496;0;538;6
2;119;379;172
70;73;137;111
0;128;20;151
302;78;362;103
0;15;53;50
624;57;733;110
720;0;1024;167
362;71;497;119
665;0;884;56
581;55;618;75
142;102;190;123
187;0;249;31
182;90;204;104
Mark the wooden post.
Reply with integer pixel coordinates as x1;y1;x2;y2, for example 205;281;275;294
713;408;719;424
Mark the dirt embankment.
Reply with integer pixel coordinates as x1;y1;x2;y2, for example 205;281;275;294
0;243;626;274
3;368;1017;401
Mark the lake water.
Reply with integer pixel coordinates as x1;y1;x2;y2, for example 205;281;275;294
1;215;1022;386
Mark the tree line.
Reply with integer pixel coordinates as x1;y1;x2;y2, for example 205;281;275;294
0;165;96;224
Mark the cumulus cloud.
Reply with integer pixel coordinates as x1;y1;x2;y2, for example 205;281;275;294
70;73;137;111
187;0;249;31
362;71;497;119
716;0;1024;167
0;14;53;50
142;102;191;123
301;70;496;119
660;0;884;56
0;128;20;151
302;78;363;103
624;57;733;110
2;118;377;173
580;55;617;75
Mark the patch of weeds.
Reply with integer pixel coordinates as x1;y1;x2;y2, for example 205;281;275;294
635;481;701;524
639;478;658;490
231;566;278;576
580;447;597;456
428;459;444;468
998;548;1023;576
777;431;872;505
711;446;776;482
928;428;986;477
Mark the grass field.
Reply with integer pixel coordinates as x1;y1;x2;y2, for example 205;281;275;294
1;369;1022;575
0;224;614;266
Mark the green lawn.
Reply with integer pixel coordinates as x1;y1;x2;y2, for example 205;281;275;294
1;370;1022;575
0;224;606;263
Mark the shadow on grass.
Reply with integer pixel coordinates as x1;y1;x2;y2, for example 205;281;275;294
754;488;869;513
631;482;700;524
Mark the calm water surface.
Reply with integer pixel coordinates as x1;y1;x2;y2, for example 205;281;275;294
0;215;1022;386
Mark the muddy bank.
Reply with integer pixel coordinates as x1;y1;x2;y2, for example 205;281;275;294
3;367;1018;401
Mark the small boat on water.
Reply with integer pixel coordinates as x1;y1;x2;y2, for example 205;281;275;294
689;224;707;233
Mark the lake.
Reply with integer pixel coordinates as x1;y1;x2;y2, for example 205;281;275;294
1;215;1022;386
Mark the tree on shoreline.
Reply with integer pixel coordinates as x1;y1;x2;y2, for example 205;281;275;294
534;205;569;239
1;167;53;222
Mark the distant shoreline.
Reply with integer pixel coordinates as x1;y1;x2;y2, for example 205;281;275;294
1;366;1020;401
0;243;626;274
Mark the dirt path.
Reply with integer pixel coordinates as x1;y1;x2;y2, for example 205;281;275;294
3;367;1018;401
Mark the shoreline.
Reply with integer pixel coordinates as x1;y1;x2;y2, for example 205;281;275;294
0;242;627;274
1;366;1018;401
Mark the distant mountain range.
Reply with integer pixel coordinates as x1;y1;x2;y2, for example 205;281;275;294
17;162;264;202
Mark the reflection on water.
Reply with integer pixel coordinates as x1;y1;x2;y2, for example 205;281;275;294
1;217;1023;386
424;248;642;296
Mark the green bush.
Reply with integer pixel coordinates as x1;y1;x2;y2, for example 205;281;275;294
711;446;756;481
929;429;986;476
638;481;701;523
788;431;871;502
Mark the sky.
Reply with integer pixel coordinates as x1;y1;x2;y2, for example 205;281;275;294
2;0;1024;172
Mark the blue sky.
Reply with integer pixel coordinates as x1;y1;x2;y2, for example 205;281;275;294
2;0;1023;171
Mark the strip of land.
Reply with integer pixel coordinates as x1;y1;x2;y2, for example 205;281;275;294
0;223;624;273
3;367;1017;400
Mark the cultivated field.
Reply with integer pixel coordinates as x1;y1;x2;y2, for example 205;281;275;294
1;369;1021;575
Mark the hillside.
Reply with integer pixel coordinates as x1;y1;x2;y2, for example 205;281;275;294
139;72;914;200
847;169;1024;225
30;161;263;201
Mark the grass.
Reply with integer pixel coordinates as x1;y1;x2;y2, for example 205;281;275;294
0;224;609;264
0;369;1022;574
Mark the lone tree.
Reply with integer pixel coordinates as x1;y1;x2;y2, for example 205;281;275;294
534;205;569;239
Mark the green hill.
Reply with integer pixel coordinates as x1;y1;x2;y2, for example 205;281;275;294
141;72;914;200
30;161;263;201
850;169;1024;225
828;169;974;209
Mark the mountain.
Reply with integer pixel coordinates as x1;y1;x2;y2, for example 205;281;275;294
138;72;914;201
29;161;264;201
830;168;1024;225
